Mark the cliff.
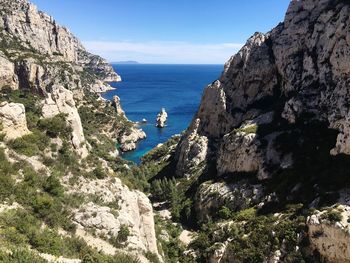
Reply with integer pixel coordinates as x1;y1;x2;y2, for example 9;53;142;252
0;0;159;262
145;0;350;262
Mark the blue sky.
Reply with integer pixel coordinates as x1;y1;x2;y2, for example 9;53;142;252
30;0;291;64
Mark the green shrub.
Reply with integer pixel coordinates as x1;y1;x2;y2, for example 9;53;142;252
43;175;64;197
92;164;107;179
117;224;130;243
38;114;72;138
0;148;16;200
218;206;232;220
110;225;130;248
322;209;343;223
144;252;161;263
9;131;49;156
58;141;78;166
233;207;257;221
30;228;63;255
0;248;48;263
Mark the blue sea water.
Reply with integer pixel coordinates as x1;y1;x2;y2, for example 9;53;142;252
102;64;223;163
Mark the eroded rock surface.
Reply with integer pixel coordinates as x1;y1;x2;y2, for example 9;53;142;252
119;127;146;152
42;86;88;158
176;0;350;181
68;177;160;258
156;108;168;128
0;102;30;140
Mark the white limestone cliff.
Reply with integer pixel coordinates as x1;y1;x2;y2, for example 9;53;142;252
42;86;88;158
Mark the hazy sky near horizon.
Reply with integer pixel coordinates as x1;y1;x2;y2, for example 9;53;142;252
30;0;291;64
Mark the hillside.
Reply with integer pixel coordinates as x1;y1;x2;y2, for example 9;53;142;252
145;0;350;262
0;0;160;262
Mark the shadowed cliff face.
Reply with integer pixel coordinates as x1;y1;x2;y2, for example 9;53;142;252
176;0;350;179
165;1;350;262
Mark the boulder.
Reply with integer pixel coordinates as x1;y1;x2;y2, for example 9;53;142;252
0;102;30;140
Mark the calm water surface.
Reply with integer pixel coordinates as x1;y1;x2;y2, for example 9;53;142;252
103;64;223;163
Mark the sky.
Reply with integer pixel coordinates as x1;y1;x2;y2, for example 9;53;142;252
30;0;291;64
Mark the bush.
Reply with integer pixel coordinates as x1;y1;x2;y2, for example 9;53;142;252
218;206;232;220
322;209;343;223
0;148;16;200
145;252;161;263
110;225;130;248
0;248;48;263
117;224;130;243
9;131;49;156
38;114;72;138
44;175;64;197
92;164;107;179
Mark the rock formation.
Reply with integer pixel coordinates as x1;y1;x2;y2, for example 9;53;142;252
307;205;350;263
176;0;350;183
68;177;160;259
112;95;125;117
119;127;146;152
42;85;88;158
0;101;30;140
0;53;18;90
0;0;159;262
162;0;350;262
156;108;167;128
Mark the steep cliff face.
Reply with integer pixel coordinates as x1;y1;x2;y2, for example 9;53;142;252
177;0;350;179
0;0;158;262
164;0;350;262
0;0;120;92
176;0;350;187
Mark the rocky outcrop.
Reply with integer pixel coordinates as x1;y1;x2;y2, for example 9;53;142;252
175;0;350;181
112;95;125;116
0;53;18;90
78;50;121;83
176;118;208;177
0;0;80;61
42;85;88;158
0;0;120;92
119;127;146;152
0;102;30;140
68;177;160;259
173;1;350;261
0;0;159;262
156;108;167;128
195;181;264;222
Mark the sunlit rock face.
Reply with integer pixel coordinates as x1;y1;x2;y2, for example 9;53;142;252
0;102;30;140
176;0;350;180
176;1;350;261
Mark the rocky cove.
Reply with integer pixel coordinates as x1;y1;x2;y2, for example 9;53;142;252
103;64;222;163
1;0;350;263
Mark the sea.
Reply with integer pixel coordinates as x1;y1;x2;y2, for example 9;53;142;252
102;64;223;163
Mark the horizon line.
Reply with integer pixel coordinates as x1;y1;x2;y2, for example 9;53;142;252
110;62;225;65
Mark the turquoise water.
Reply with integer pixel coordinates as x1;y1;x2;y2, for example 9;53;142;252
103;64;223;163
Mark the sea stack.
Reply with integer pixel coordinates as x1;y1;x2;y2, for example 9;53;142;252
112;95;125;116
156;108;168;128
